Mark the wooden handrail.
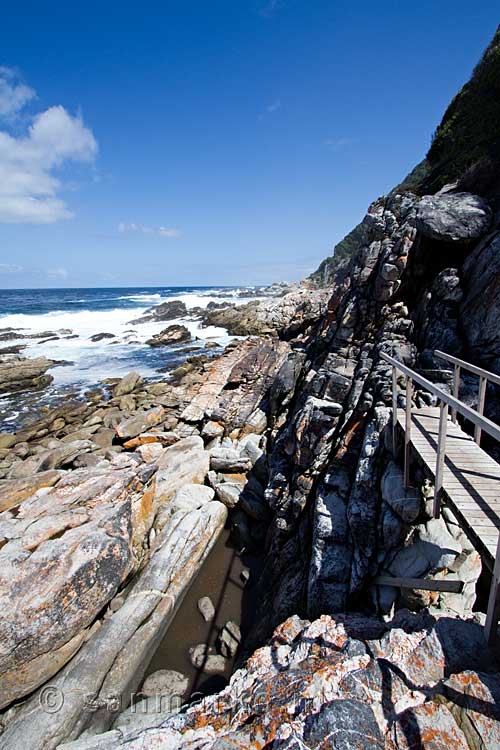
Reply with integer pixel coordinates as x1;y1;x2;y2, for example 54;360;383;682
380;352;500;444
434;350;500;387
434;349;500;446
381;349;500;643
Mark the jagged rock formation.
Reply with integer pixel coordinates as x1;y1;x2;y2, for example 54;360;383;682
246;184;499;652
202;287;330;338
308;24;500;283
1;26;500;750
3;180;496;748
58;612;500;750
0;354;55;394
129;300;188;325
146;324;192;347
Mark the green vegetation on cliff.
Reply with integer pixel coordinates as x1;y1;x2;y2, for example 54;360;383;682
309;24;500;287
308;221;365;286
423;24;500;194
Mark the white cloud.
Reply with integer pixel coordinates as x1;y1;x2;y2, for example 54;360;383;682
0;69;98;224
0;263;23;273
0;67;36;120
266;99;281;114
47;267;68;280
118;222;181;238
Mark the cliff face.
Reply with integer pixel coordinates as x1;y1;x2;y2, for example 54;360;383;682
309;23;500;286
56;106;500;750
2;26;500;750
61;613;500;750
249;189;496;653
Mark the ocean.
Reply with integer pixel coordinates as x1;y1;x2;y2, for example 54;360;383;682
0;286;258;426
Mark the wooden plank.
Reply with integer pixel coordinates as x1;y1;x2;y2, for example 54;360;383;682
395;405;500;576
373;576;463;593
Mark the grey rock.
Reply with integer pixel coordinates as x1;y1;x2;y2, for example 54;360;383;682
146;325;191;347
90;333;116;342
115;407;165;439
112;372;142;397
460;229;500;370
418;516;463;569
154;437;210;526
210;447;252;473
201;420;224;441
0;355;54;394
189;644;227;673
214;482;241;508
141;669;189;698
129;300;187;325
112;695;179;733
381;461;421;522
197;596;215;622
172;484;215;512
217;620;241;658
416;192;491;243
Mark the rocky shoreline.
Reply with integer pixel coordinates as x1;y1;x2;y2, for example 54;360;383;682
2;33;500;745
1;185;500;749
0;282;326;424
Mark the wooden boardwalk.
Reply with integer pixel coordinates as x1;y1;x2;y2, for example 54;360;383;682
397;407;500;571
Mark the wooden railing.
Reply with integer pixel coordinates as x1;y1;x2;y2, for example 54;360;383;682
381;351;500;515
434;350;500;445
380;350;500;643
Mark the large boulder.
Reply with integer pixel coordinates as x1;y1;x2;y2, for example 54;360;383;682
129;300;187;325
141;669;189;698
113;371;142;397
0;465;145;708
0;354;54;394
154;436;210;506
1;500;227;749
146;325;191;347
460;228;500;371
416;192;491;243
55;614;500;750
115;406;165;439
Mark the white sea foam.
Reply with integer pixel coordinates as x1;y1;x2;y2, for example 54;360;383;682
0;289;262;389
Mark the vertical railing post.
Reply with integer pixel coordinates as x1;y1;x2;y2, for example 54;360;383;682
392;366;398;457
474;375;487;445
404;376;412;487
485;533;500;644
451;364;460;423
433;400;448;518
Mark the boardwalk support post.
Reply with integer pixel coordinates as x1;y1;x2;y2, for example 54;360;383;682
404;376;412;487
475;375;487;446
485;534;500;644
392;367;398;457
452;364;460;423
433;400;448;519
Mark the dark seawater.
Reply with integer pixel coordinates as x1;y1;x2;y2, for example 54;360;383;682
0;285;256;428
0;286;228;316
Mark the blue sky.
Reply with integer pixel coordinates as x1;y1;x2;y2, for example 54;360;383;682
0;1;498;288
